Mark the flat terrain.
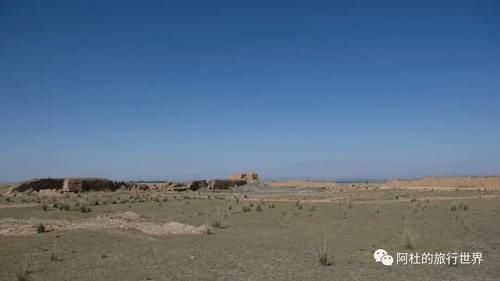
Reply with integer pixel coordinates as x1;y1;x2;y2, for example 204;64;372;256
1;184;499;281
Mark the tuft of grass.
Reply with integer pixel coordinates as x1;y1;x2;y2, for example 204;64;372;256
41;204;48;211
37;224;46;233
228;205;232;211
212;207;223;228
451;202;457;211
256;203;263;212
375;207;380;214
242;206;251;212
401;226;414;249
347;200;352;209
16;256;29;281
317;236;332;266
270;203;275;208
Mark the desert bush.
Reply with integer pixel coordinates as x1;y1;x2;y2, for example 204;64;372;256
270;203;275;208
310;206;316;212
41;204;48;211
375;207;380;214
401;226;414;249
37;224;46;233
256;203;263;212
347;200;352;209
228;205;232;211
242;206;251;212
80;206;92;213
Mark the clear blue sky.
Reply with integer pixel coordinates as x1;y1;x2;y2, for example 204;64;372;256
1;0;499;181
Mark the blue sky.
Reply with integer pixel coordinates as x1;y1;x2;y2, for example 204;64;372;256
1;0;499;181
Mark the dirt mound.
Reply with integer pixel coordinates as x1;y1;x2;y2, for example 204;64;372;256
0;212;211;236
385;176;500;188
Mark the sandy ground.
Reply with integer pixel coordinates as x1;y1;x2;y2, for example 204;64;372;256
0;183;499;281
0;211;211;236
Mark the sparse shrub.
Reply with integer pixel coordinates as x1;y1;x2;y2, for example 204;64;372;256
451;203;457;211
310;206;316;212
242;206;251;212
249;202;254;207
235;197;240;204
298;204;303;210
256;204;263;212
228;205;232;211
5;197;11;202
295;200;300;207
401;226;414;249
37;224;46;233
80;206;91;213
375;207;380;214
347;200;352;209
271;203;275;208
41;204;48;211
410;198;417;203
463;204;469;211
50;252;59;262
212;220;221;228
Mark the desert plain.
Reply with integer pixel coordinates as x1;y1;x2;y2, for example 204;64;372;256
1;176;500;281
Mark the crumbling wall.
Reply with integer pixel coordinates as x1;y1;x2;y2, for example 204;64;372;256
12;178;65;192
62;178;119;192
207;179;247;190
13;178;121;193
229;172;259;182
